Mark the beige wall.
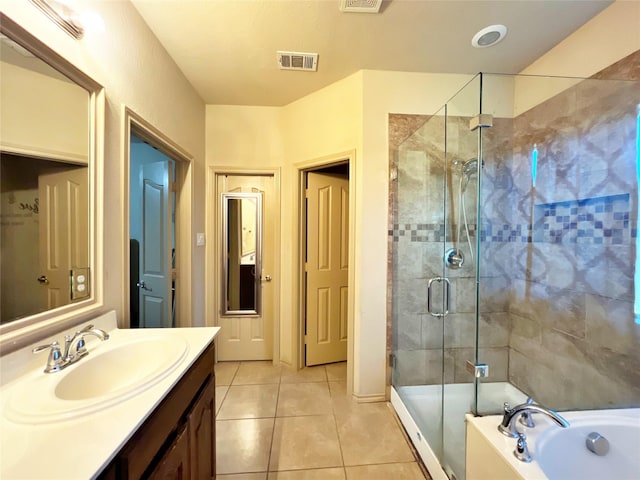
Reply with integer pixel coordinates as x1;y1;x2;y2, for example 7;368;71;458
515;0;640;115
0;1;206;331
281;71;364;370
206;72;363;370
520;0;640;78
360;71;473;396
206;71;473;398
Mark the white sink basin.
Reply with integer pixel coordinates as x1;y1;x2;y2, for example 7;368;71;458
4;334;188;424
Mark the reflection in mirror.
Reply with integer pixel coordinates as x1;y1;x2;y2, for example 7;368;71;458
0;15;94;327
222;193;262;315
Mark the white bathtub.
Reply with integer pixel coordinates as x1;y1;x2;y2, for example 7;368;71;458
466;408;640;480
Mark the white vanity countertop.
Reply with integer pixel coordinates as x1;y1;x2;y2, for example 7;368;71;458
0;311;220;479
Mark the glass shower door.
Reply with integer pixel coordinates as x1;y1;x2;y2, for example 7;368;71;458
392;103;448;466
440;74;482;480
391;74;482;480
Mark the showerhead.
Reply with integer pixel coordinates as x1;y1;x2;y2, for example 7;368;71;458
461;158;478;178
453;158;479;179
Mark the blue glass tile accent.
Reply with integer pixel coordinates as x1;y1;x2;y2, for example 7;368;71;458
532;194;630;245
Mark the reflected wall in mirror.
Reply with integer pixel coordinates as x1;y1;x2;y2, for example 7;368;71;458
222;192;262;315
0;14;98;328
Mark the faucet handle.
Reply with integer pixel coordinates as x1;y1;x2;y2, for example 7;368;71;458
75;337;88;358
32;341;66;373
513;432;532;463
519;397;536;428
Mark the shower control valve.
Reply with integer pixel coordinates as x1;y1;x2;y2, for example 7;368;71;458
445;248;464;269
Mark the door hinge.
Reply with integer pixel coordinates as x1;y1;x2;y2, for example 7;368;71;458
304;334;308;344
388;353;397;368
466;360;489;378
469;113;493;131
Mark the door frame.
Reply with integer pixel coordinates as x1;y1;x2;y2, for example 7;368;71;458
122;107;193;327
295;151;356;395
206;166;281;363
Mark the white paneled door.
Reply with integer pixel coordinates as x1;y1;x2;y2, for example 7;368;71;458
305;172;349;366
139;161;172;328
216;174;275;361
38;167;88;309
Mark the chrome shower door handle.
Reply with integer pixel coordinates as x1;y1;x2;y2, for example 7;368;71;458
427;276;451;317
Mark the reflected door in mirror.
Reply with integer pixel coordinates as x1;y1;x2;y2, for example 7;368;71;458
225;196;259;313
1;154;88;322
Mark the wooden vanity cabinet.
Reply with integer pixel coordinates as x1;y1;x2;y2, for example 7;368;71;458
148;424;190;479
99;342;215;480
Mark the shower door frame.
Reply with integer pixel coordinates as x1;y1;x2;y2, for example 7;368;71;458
390;73;484;480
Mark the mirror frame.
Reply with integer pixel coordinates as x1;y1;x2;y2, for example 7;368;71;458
0;13;104;351
221;192;262;316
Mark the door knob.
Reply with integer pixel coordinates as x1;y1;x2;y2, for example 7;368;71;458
137;281;152;291
263;275;272;282
37;275;49;284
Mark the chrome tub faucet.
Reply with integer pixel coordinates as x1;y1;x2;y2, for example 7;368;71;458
498;400;569;438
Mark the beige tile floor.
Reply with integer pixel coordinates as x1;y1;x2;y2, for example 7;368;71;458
215;361;431;480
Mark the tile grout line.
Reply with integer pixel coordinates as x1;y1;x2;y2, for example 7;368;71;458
264;366;282;476
330;375;348;478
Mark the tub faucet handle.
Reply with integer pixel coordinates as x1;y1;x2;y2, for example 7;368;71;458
513;432;532;463
519;397;536;428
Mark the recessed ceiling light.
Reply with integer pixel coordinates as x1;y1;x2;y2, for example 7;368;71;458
472;24;507;48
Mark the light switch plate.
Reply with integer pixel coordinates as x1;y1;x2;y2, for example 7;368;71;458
196;232;205;246
70;267;90;301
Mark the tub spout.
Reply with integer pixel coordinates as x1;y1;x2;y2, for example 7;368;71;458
498;402;569;438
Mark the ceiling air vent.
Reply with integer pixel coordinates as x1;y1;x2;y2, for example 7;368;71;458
277;51;318;72
339;0;382;13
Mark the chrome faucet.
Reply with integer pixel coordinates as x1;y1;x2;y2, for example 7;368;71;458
498;401;569;438
33;324;109;373
63;324;109;361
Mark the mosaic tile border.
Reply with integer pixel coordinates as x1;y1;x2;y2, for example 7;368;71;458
390;223;477;242
533;193;632;245
391;194;635;245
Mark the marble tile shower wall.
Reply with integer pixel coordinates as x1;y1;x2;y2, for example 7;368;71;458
391;53;640;411
392;114;510;387
494;75;640;409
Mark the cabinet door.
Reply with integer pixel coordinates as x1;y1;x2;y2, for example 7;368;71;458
188;379;215;480
149;425;190;480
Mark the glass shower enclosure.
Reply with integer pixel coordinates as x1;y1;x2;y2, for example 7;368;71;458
390;71;640;480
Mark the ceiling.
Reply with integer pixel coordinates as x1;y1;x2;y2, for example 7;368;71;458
131;0;612;106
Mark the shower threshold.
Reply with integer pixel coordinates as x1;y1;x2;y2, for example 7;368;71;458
391;382;527;480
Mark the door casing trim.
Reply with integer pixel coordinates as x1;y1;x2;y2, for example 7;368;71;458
122;107;193;328
295;150;356;397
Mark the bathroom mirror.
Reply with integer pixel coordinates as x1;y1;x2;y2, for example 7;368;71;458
0;14;102;337
222;192;262;316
